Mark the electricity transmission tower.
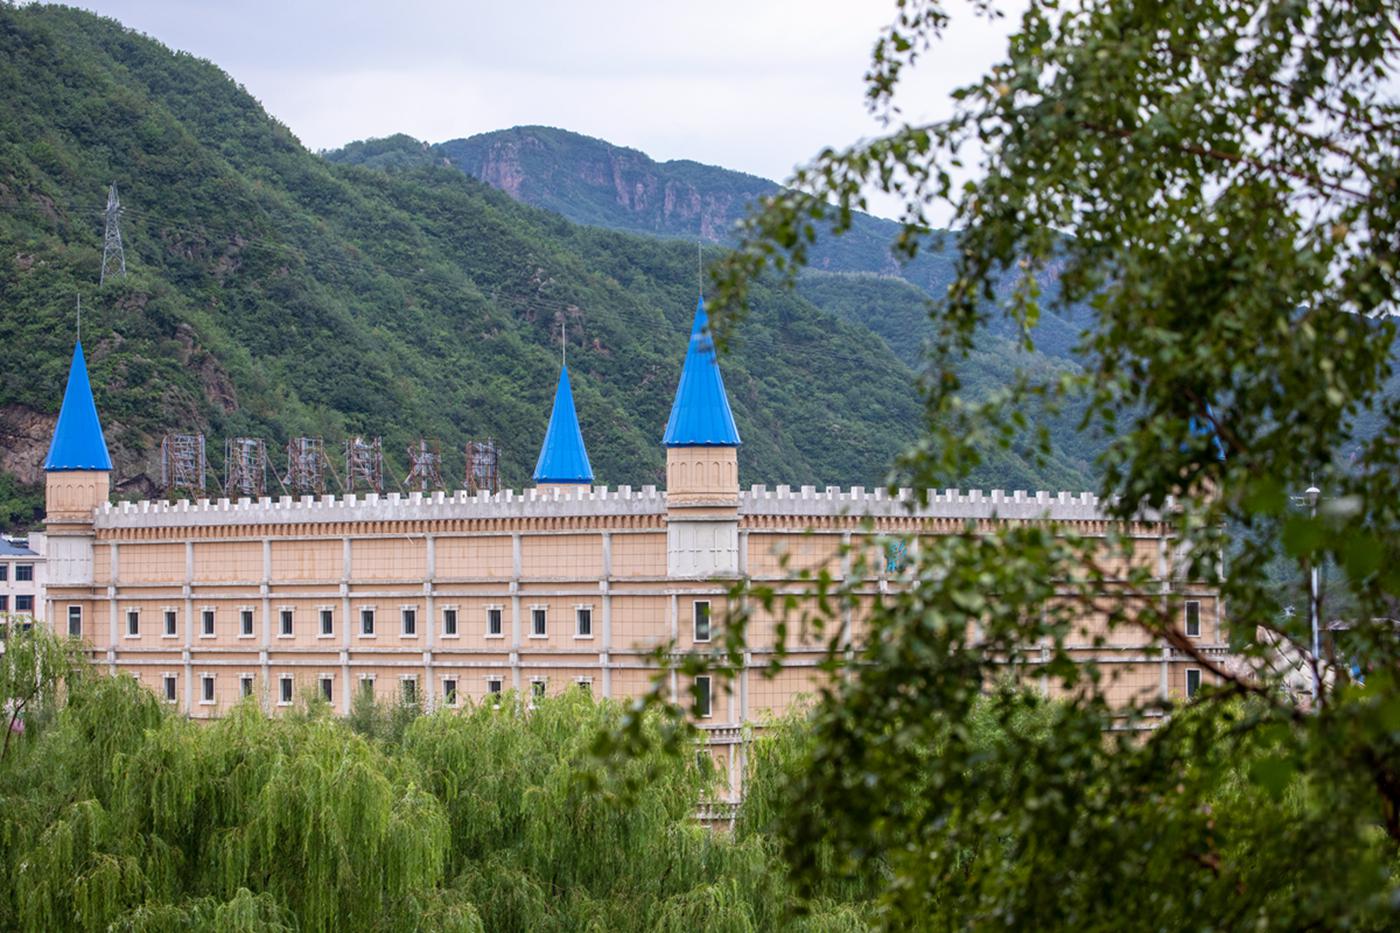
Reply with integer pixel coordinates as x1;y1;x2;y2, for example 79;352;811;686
99;182;127;285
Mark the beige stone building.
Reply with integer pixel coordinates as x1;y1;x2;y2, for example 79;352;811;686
38;299;1223;791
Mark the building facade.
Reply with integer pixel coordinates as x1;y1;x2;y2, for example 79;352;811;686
0;535;45;625
38;298;1224;790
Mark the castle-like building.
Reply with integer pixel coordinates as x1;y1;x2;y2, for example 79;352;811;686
39;298;1223;787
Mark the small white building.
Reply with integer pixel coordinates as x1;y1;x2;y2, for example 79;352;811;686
0;534;45;626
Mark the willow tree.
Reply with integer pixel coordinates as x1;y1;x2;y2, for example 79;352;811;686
613;0;1400;927
0;622;83;761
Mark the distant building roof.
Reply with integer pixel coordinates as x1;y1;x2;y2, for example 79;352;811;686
0;539;36;557
44;340;113;472
533;364;594;484
662;297;741;447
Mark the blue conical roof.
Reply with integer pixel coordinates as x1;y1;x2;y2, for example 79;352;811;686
663;297;740;447
44;340;113;472
533;364;594;484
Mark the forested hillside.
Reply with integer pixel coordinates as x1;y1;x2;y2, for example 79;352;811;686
0;4;973;530
326;127;1090;356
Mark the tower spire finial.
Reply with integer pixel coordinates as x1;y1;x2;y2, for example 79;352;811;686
76;294;81;343
561;319;566;368
697;239;703;299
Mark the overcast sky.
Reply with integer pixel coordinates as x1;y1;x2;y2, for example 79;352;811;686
67;1;1017;218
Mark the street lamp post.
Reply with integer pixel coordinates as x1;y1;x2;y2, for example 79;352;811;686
1305;485;1322;702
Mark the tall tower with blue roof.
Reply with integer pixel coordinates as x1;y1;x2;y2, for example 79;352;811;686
533;363;594;492
664;297;741;578
44;339;112;606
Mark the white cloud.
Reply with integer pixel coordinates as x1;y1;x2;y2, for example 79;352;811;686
73;0;1019;220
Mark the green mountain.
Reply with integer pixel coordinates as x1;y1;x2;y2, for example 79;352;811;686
0;4;1007;531
326;127;1089;358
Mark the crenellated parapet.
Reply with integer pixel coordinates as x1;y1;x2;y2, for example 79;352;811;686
89;484;1169;532
94;485;668;531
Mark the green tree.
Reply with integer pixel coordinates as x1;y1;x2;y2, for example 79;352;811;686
613;0;1400;927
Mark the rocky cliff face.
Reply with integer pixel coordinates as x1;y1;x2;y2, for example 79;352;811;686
436;127;775;243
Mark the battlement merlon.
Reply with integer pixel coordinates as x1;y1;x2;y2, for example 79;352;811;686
88;485;1170;531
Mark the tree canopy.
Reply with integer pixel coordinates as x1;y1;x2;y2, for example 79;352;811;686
610;0;1400;926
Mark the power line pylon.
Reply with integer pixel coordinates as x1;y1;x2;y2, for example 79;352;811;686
99;182;127;286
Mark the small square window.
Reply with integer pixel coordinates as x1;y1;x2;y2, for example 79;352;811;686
164;610;178;637
240;609;255;637
67;605;82;638
443;608;458;637
319;676;334;702
202;609;216;637
401;677;418;705
15;564;33;582
319;608;334;637
1185;601;1201;638
693;602;711;643
201;675;215;704
15;595;33;613
126;609;140;637
1185;668;1202;699
280;609;294;637
360;608;376;636
531;608;547;638
279;676;294;705
576;677;592;695
163;675;177;703
401;607;417;637
575;607;592;639
695;675;712;718
487;607;503;637
443;678;459;706
240;675;254;698
486;677;503;698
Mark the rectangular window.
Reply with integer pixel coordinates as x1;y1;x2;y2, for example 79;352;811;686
16;595;33;613
164;609;178;637
280;608;294;637
443;678;458;706
576;677;592;695
202;609;215;637
1185;600;1201;638
695;675;712;718
360;676;376;699
575;606;592;638
486;677;503;697
531;607;547;638
360;608;376;636
693;601;711;643
240;609;254;637
201;675;215;705
319;608;334;637
279;676;293;705
401;677;418;705
530;678;546;704
1185;668;1202;699
126;609;140;637
442;607;458;637
486;607;503;637
319;676;334;702
240;675;254;698
15;564;32;582
0;564;7;581
67;605;82;638
401;607;417;637
163;675;177;703
0;595;7;612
